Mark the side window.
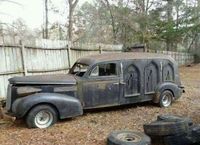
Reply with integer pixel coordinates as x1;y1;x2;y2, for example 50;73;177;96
90;63;117;77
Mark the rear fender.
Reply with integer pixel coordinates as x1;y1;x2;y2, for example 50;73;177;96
12;93;83;119
153;82;182;103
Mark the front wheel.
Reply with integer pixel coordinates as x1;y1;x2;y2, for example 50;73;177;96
26;105;58;128
159;90;173;108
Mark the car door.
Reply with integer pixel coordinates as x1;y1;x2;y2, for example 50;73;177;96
81;62;120;108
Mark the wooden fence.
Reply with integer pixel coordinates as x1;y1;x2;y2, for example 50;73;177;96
0;39;194;98
0;39;122;98
150;50;194;66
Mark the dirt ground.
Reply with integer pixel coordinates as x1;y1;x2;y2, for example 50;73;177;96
0;65;199;145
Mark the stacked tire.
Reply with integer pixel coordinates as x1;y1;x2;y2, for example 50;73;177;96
107;131;151;145
143;115;200;145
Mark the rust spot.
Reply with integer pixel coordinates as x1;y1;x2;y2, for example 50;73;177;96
97;83;106;90
153;92;160;103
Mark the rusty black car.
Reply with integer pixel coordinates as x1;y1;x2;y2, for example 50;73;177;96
6;53;184;128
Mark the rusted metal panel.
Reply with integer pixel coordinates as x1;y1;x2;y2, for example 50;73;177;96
81;79;120;108
9;74;76;85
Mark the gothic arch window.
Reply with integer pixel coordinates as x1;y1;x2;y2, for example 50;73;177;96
124;65;140;96
163;63;174;81
145;61;159;93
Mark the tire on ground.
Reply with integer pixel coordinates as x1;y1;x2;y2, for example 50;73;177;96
107;130;151;145
143;120;189;136
157;114;193;126
159;90;173;108
164;133;193;145
191;124;200;144
148;135;165;145
26;104;58;128
164;124;200;145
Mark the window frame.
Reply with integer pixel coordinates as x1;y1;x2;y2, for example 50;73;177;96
87;61;120;79
69;62;89;77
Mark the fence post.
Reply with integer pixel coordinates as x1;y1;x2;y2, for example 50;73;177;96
67;43;72;68
20;41;27;76
99;45;102;54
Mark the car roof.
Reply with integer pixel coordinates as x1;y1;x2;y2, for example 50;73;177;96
76;52;174;65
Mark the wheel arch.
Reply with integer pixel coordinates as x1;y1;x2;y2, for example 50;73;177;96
12;93;83;119
153;82;181;103
25;102;60;119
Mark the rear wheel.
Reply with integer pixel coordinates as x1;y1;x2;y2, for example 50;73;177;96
159;90;173;107
26;105;58;128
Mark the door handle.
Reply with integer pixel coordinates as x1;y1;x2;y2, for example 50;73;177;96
112;82;126;85
120;82;126;85
113;82;119;85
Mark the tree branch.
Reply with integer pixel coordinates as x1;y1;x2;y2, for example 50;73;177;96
0;0;22;6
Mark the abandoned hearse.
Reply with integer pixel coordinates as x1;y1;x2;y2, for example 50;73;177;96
6;53;184;128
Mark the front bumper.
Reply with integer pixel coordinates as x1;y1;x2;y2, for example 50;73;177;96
174;86;185;101
179;85;185;93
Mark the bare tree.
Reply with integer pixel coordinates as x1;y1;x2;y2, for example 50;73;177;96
104;0;117;44
0;0;22;41
166;0;173;51
67;0;79;41
0;0;21;6
44;0;49;39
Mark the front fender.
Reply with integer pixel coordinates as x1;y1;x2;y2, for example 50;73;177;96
12;93;83;119
153;82;182;103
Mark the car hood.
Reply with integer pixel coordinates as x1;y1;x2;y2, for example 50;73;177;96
9;74;77;85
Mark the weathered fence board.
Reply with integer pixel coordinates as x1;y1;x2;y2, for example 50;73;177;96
0;39;194;98
155;50;194;65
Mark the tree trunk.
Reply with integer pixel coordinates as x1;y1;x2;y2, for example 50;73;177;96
44;0;48;39
104;0;117;44
67;0;79;42
68;8;73;41
166;0;173;51
59;25;63;40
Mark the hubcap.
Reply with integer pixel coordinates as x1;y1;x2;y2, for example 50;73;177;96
162;94;172;107
34;110;53;128
117;133;141;142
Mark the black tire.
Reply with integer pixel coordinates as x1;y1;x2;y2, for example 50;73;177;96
164;125;200;145
26;105;58;128
149;135;165;145
107;130;151;145
191;124;200;144
159;90;173;107
157;114;193;126
143;120;189;136
164;133;193;145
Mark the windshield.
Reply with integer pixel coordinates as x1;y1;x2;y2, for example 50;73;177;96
69;63;89;77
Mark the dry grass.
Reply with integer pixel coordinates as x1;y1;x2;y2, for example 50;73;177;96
0;65;199;145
